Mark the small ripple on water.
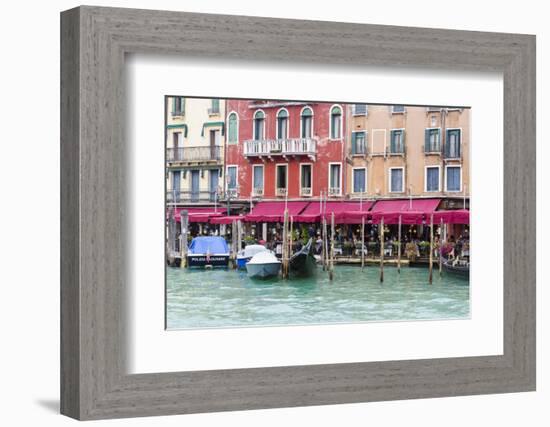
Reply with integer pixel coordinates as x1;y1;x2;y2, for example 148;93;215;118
166;266;469;329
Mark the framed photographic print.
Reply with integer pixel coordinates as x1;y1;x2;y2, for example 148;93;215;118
61;6;536;420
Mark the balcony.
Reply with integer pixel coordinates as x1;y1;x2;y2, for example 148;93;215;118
244;138;317;160
444;144;461;160
166;146;222;164
166;190;220;203
252;188;264;197
328;187;341;196
276;188;288;197
424;142;441;154
301;187;312;197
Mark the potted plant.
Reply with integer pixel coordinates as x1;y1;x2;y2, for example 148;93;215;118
418;240;430;256
244;235;256;246
343;240;353;256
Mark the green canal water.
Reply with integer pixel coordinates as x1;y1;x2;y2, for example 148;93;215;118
166;266;469;329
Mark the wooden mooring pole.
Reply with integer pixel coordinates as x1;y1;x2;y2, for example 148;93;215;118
181;210;188;268
439;218;444;277
429;214;434;284
379;217;384;283
361;216;365;271
289;215;294;258
329;212;335;281
282;209;289;279
230;219;237;269
397;214;402;274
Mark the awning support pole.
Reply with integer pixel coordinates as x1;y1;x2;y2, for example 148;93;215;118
397;214;402;274
379;217;384;283
429;214;434;284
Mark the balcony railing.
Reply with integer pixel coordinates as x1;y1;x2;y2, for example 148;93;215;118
252;188;264;197
167;146;221;163
444;144;461;159
328;187;341;196
301;187;312;197
166;190;221;203
276;188;288;197
244;138;317;159
424;142;441;154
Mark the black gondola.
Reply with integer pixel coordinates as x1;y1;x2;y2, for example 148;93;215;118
442;257;470;279
289;238;317;277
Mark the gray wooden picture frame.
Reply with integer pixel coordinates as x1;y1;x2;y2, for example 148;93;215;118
60;5;536;420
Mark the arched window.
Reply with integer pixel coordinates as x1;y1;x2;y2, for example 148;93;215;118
227;112;238;143
330;106;342;139
276;109;289;139
301;107;313;138
253;110;265;141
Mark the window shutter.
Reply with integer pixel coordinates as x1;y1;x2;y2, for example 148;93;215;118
181;97;185;115
425;129;430;152
171;98;176;114
351;132;357;154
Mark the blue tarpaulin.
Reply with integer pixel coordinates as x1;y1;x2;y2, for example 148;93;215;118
188;236;229;254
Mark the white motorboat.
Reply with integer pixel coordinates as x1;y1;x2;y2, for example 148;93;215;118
246;251;281;279
237;244;268;269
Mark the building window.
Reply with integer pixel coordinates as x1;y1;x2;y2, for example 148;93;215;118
253;110;265;141
353;168;366;193
276;109;289;139
227;112;238;143
392;105;405;114
301;107;313;138
253;165;264;195
300;164;312;196
351;131;367;155
389;168;404;193
329;163;341;195
424;128;441;153
172;97;185;115
389;129;405;154
330;106;342;139
353;104;367;115
227;166;237;190
209;98;220;114
425;166;440;192
276;165;288;195
445;129;461;158
446;166;462;192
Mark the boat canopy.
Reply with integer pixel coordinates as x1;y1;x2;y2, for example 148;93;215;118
244;201;309;222
370;198;441;224
188;236;229;254
240;244;267;258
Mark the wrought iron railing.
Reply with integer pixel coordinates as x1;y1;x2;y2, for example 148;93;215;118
276;188;288;197
166;190;220;203
244;138;317;158
166;146;222;162
301;187;312;196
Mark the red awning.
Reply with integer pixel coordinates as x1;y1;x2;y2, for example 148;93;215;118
171;207;227;223
244;201;309;222
209;215;245;225
370;199;441;224
294;201;374;224
432;209;470;224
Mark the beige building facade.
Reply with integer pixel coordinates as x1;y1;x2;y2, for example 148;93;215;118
345;104;470;204
166;97;226;205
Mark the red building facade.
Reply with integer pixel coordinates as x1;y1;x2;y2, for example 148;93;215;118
224;100;347;201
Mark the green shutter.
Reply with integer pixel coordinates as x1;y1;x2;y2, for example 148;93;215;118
425;129;430;152
171;97;176;114
181;97;185;115
351;132;357;154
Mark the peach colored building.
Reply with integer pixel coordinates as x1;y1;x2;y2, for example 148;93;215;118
345;104;469;208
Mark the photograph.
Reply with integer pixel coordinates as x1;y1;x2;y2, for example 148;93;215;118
165;97;471;329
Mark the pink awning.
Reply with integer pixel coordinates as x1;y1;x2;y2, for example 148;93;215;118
370;199;441;224
294;201;373;224
209;215;245;225
171;207;227;223
432;209;470;224
244;201;309;222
